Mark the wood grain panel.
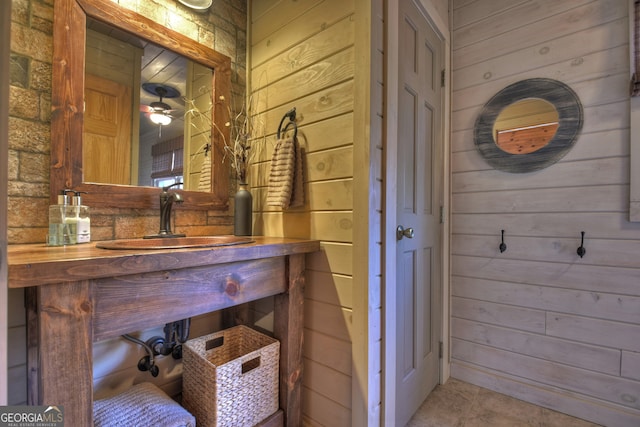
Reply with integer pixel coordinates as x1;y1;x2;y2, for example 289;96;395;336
622;351;640;381
454;0;625;67
251;0;324;42
254;48;355;112
307;179;354;211
452;234;640;269
546;313;640;352
294;113;354;153
306;270;352;308
453;0;608;51
251;0;353;63
452;0;529;31
252;80;355;148
310;212;353;242
453;67;630;127
453;275;640;324
452;184;629;214
303;329;352;376
452;255;640;296
254;146;353;188
94;257;285;341
37;281;93;424
453;18;628;90
304;299;351;342
304;359;352;408
451;361;640;427
251;15;355;90
274;253;306;427
253;213;311;239
451;212;640;239
250;112;353;168
8;238;319;286
452;338;640;410
451;296;546;334
452;317;621;375
452;157;627;192
302;388;351;426
306;242;353;276
306;147;354;182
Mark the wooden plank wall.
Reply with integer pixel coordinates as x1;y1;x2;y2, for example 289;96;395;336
248;0;381;424
451;1;640;426
351;0;384;424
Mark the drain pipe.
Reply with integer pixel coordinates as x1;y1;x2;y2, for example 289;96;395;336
121;334;160;377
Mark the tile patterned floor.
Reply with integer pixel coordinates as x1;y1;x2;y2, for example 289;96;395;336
407;378;602;427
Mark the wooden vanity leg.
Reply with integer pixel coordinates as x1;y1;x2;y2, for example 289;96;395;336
273;253;305;427
35;281;94;426
26;287;39;405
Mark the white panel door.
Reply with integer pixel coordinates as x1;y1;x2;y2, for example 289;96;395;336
395;0;444;424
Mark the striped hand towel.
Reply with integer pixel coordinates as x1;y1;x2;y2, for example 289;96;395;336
267;135;304;209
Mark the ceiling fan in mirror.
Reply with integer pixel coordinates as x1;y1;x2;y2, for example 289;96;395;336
141;83;182;135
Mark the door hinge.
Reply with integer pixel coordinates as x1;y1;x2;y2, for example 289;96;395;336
441;69;446;87
439;206;445;224
439;341;443;358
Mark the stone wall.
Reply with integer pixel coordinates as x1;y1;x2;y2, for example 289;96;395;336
8;0;247;244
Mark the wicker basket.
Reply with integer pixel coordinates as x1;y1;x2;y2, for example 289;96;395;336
182;325;280;427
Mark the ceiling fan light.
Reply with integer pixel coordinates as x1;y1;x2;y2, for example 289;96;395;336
150;112;172;126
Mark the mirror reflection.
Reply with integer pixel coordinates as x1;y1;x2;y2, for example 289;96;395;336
84;18;213;192
492;98;559;155
473;78;583;174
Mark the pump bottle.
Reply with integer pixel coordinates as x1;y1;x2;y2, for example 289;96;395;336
72;191;91;243
48;189;77;246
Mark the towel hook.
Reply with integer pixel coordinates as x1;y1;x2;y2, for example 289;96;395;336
577;231;586;258
277;107;297;140
499;229;507;253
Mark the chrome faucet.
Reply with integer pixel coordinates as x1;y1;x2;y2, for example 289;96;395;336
145;182;186;238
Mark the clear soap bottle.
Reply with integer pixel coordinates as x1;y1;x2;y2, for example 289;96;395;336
72;191;90;243
48;189;77;246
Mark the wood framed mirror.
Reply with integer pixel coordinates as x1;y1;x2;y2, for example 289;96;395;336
51;0;231;209
474;78;583;173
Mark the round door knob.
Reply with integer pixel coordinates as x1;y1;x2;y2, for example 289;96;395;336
396;225;415;240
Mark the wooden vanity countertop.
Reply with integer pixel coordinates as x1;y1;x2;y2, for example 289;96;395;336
8;236;320;288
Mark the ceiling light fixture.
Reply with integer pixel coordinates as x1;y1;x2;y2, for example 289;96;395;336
141;83;180;127
149;112;172;126
177;0;212;12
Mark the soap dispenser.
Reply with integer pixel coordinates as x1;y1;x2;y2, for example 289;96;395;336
72;191;91;243
48;189;77;246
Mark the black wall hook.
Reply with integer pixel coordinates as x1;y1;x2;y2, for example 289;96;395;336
577;231;586;258
499;230;507;253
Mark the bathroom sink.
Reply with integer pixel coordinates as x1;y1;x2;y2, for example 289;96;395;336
96;236;254;250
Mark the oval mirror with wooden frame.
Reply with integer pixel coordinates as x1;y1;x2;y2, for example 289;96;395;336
51;0;232;209
474;78;583;173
